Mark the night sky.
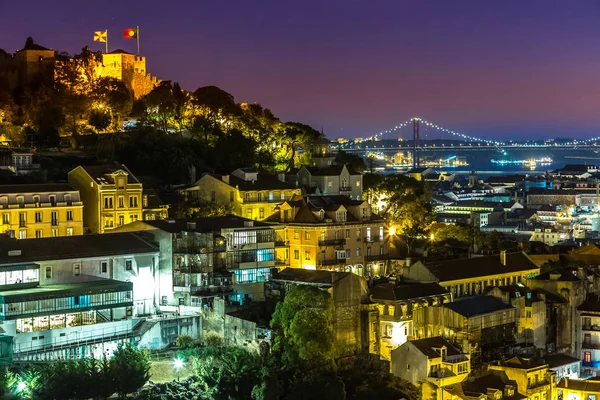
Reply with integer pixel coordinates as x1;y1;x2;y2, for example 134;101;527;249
2;0;600;140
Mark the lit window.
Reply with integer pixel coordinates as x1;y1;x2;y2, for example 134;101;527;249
294;250;299;260
305;231;311;240
66;228;73;236
125;260;133;271
305;251;310;261
73;263;81;276
100;261;108;274
45;266;52;279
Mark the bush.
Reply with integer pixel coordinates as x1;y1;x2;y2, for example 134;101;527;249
174;334;197;349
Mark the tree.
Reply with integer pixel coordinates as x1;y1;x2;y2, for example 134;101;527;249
270;285;335;366
88;108;112;132
111;342;151;399
281;122;321;172
335;150;365;172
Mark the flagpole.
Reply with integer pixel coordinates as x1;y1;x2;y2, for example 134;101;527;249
137;25;140;55
105;29;108;53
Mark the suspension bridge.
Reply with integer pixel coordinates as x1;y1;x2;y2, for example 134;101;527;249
338;117;600;168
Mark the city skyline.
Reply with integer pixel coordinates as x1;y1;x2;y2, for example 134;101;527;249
2;0;600;139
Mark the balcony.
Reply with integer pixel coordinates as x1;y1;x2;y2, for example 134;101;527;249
318;239;346;247
582;325;600;332
582;342;600;350
340;186;352;192
365;235;382;243
275;240;287;247
366;254;391;262
319;258;346;266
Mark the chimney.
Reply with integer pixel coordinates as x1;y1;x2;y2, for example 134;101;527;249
222;175;230;184
278;172;285;183
500;250;507;266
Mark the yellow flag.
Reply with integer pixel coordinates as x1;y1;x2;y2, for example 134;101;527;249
94;30;107;43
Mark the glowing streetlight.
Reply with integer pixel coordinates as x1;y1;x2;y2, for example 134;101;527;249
430;233;435;241
16;381;26;392
173;358;184;381
389;226;396;236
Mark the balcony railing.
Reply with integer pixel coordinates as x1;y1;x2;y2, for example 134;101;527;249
318;239;346;246
275;240;287;247
582;325;600;331
340;186;352;192
366;254;390;262
365;235;382;243
582;342;600;350
319;258;346;266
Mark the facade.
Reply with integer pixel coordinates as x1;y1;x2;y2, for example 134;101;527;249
391;336;470;392
264;194;389;276
182;169;301;221
530;228;562;246
0;233;160;361
142;189;169;221
404;252;540;299
576;294;600;376
297;164;363;200
556;378;600;400
413;295;517;363
488;357;555;400
545;354;581;380
369;281;452;360
269;268;366;352
113;215;277;306
0;183;83;239
68;165;143;234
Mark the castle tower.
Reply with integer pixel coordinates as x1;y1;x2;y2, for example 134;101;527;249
96;49;156;98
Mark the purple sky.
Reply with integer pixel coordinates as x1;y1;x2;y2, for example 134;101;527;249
2;0;600;140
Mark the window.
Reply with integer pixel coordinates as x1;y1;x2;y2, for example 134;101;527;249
66;228;73;236
357;247;361;257
294;232;299;240
45;266;52;279
211;191;216;202
294;250;300;260
19;231;26;239
269;191;274;201
117;177;125;188
366;227;371;241
356;228;361;238
257;192;262;202
305;232;311;240
119;215;124;226
51;211;58;226
281;192;285;200
259;208;264;219
345;248;350;258
161;296;167;306
230;191;234;202
2;214;8;224
118;196;125;208
100;261;108;274
125;260;133;271
33;195;40;204
458;363;468;374
104;197;113;209
35;230;42;239
305;250;310;260
51;229;58;237
19;213;26;227
129;196;138;208
131;214;138;223
35;212;42;223
73;263;81;276
178;297;185;306
66;211;73;221
379;226;384;238
346;229;351;238
49;195;56;206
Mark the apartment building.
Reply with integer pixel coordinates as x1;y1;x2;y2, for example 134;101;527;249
0;233;161;361
297;164;363;200
181;168;301;221
68;165;143;233
488;357;555;400
0;183;83;239
264;194;389;276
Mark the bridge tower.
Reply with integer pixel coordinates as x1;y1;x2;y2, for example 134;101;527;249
412;118;420;168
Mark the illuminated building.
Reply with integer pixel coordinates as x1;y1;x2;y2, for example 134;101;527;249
297;164;363;200
576;295;600;376
556;378;600;400
0;183;83;239
488;357;555;400
68;165;144;234
391;336;470;396
95;49;160;98
182;168;301;221
264;194;389;276
112;215;277;305
404;252;540;298
0;233;160;361
141;189;169;221
368;281;451;361
412;296;517;364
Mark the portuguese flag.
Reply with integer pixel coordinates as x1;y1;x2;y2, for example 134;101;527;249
123;27;138;39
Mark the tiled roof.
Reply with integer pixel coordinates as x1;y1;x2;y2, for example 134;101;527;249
418;252;539;282
0;233;157;265
210;173;296;191
272;268;351;285
0;183;77;194
370;282;448;302
445;296;514;317
305;164;360;176
556;379;600;391
143;215;272;233
409;336;463;358
544;354;581;369
78;164;140;184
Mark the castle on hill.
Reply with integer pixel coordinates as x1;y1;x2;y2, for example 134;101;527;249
0;38;160;98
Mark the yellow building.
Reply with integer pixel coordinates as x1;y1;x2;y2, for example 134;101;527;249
68;165;143;234
404;251;540;298
0;183;83;239
264;194;389;276
182;168;301;222
556;378;600;400
489;357;555;400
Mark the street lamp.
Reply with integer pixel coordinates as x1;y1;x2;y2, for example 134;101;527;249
173;358;184;381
